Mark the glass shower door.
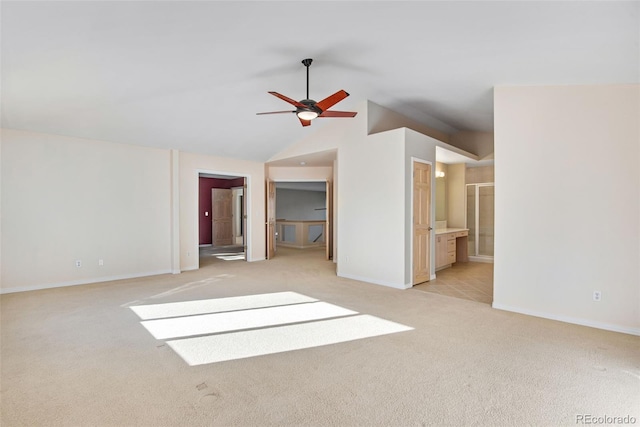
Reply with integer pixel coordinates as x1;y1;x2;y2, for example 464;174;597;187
466;183;494;259
466;185;476;256
478;185;494;256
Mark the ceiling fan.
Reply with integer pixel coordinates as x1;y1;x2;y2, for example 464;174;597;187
256;58;357;127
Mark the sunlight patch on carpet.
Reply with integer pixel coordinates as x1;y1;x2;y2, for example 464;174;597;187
140;301;357;339
130;291;317;320
167;315;413;365
131;292;413;365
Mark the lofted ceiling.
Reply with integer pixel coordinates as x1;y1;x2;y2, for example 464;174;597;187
1;1;638;163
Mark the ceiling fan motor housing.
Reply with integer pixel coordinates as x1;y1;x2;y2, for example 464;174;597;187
300;99;321;114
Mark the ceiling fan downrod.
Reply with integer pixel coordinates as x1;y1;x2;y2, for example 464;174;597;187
302;58;313;100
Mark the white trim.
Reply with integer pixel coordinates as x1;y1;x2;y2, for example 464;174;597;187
492;302;640;336
0;270;173;295
338;272;410;290
196;169;252;264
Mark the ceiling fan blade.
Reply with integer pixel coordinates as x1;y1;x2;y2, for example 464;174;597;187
256;110;296;115
269;91;306;108
298;117;312;127
319;110;358;118
315;90;349;112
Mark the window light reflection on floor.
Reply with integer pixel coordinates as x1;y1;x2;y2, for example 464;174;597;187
167;315;413;366
131;292;413;365
141;301;357;340
130;291;317;320
216;254;246;261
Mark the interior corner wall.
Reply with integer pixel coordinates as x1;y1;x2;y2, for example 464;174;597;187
336;128;406;288
179;151;265;269
404;129;438;286
493;85;640;335
450;131;495;159
367;101;450;144
0;129;172;293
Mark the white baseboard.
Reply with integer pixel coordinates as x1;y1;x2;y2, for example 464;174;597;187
0;270;173;295
337;272;409;290
492;302;640;336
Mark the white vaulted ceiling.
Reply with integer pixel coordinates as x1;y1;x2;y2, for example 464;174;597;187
1;1;638;161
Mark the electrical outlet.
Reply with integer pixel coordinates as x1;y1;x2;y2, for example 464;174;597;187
75;260;82;268
98;259;104;266
593;291;602;302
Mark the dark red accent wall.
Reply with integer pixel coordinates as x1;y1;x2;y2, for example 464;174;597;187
199;177;245;245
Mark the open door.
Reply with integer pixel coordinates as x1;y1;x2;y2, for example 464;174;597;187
266;178;276;259
212;188;233;246
325;180;333;261
413;161;432;285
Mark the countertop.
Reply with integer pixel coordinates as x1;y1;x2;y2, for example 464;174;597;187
435;227;469;235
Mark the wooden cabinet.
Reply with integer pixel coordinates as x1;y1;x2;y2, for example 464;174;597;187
436;229;468;270
436;235;449;269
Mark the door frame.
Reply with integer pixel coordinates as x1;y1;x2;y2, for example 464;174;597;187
196;170;251;269
410;158;435;284
269;179;333;260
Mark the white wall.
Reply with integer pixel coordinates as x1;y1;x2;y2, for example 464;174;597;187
267;166;332;182
1;129;172;293
493;85;640;335
336;128;406;288
179;151;265;270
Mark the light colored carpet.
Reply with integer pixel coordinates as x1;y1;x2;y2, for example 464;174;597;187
1;247;638;426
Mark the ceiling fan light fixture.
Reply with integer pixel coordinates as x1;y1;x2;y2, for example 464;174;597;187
297;110;318;121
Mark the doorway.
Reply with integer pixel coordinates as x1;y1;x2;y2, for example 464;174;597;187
198;173;248;268
267;181;332;261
